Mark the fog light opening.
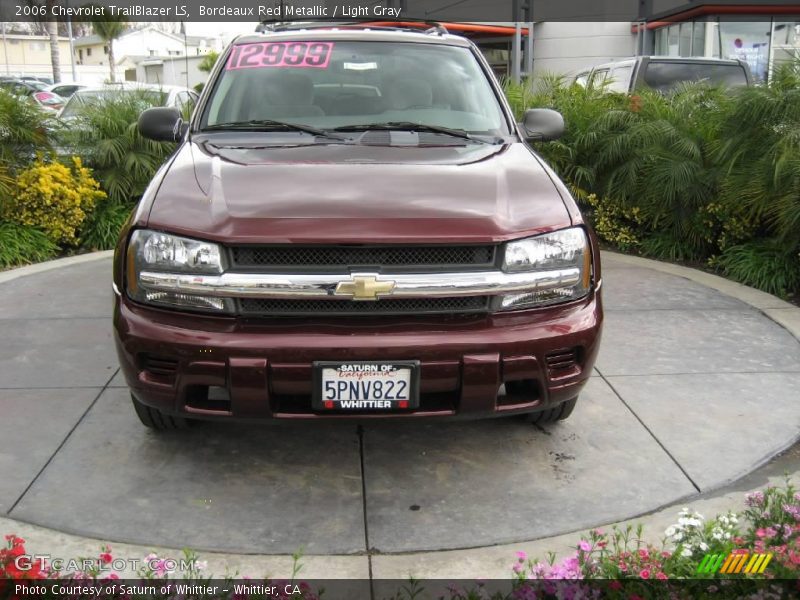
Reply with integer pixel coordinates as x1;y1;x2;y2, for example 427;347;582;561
185;385;232;413
497;379;540;406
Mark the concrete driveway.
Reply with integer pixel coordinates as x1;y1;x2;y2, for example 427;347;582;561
0;251;798;556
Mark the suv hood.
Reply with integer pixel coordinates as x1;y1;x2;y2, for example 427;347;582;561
146;140;573;244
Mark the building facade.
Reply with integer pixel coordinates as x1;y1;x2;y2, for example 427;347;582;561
74;26;215;68
0;34;72;79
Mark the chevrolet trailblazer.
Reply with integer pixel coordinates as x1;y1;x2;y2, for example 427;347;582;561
113;23;603;430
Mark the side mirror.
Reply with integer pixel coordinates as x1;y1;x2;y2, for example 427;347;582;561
138;107;187;142
520;108;564;142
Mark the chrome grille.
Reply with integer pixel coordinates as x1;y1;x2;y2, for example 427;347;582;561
238;296;490;317
230;244;496;271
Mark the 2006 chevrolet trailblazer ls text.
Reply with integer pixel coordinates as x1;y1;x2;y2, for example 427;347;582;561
112;23;603;430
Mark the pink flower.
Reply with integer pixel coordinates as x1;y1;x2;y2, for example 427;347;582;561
639;569;650;579
638;549;649;559
765;527;778;538
99;552;112;564
512;562;523;573
578;540;591;552
516;551;528;562
656;572;668;580
745;491;765;506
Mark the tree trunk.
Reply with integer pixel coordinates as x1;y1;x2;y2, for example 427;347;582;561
108;41;115;82
47;19;61;83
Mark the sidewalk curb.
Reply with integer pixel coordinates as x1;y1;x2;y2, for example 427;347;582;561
0;251;114;285
603;250;800;339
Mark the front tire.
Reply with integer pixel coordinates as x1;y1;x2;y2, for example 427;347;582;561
523;397;577;424
131;393;190;431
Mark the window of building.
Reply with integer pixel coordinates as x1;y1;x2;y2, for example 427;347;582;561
29;41;45;51
692;22;706;56
104;45;109;54
86;47;92;57
667;24;680;56
718;20;771;82
78;49;83;61
771;21;800;75
679;22;692;56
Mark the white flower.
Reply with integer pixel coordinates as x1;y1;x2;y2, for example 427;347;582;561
699;542;709;551
681;547;693;557
665;526;677;537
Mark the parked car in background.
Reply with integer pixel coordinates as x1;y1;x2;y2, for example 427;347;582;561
20;75;53;84
574;56;753;94
0;78;64;113
59;82;198;120
43;82;88;99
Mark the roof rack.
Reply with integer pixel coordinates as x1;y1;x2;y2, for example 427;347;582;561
255;19;449;36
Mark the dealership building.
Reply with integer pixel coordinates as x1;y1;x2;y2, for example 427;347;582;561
396;1;800;82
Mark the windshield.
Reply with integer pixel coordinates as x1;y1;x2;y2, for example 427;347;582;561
201;40;509;136
61;89;168;118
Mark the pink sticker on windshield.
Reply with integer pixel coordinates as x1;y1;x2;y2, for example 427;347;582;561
227;42;334;70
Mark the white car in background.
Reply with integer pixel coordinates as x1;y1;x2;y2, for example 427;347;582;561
43;82;88;99
59;82;198;120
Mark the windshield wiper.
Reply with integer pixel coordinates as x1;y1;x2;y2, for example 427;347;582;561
202;119;348;141
332;121;490;143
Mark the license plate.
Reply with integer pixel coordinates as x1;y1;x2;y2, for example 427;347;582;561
313;361;419;411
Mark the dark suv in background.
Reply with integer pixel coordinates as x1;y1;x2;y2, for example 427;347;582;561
574;56;753;93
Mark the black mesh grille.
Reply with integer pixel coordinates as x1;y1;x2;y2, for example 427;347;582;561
239;296;490;316
231;245;495;271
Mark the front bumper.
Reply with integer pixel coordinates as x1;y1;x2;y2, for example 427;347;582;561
113;289;602;420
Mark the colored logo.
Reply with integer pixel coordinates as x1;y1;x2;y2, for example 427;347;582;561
697;549;772;574
335;275;396;301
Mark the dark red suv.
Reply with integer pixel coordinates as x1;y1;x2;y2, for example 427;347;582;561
113;24;603;430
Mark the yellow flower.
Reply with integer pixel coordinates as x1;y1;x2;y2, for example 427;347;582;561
5;157;106;246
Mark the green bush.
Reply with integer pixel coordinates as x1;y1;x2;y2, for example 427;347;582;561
505;67;800;298
505;75;628;200
0;89;53;198
717;239;800;297
716;61;800;264
60;91;176;204
0;221;58;269
80;200;132;251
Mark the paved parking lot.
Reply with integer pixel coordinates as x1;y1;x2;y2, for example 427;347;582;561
1;252;798;555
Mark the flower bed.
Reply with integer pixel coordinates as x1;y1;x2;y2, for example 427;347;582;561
2;482;799;598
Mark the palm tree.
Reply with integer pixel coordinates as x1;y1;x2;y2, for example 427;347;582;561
46;0;61;83
91;17;127;83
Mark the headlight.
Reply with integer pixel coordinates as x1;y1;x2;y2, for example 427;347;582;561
126;229;234;313
499;227;592;310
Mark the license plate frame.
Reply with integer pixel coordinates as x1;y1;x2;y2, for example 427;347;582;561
312;360;420;411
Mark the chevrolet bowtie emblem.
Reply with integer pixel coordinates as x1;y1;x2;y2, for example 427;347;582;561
335;275;396;301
